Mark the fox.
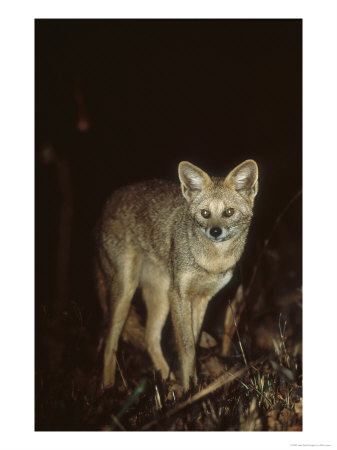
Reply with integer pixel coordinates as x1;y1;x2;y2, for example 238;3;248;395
95;159;258;391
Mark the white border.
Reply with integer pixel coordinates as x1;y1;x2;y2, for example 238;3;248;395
1;1;336;449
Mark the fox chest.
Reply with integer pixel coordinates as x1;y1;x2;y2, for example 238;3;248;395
193;250;238;276
180;269;233;301
189;236;241;275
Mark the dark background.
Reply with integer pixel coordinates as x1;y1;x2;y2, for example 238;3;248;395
35;19;302;429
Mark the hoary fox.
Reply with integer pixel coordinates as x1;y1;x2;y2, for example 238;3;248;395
95;159;258;390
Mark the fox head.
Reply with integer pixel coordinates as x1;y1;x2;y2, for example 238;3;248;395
178;160;258;243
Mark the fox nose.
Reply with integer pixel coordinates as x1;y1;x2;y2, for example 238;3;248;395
210;227;222;238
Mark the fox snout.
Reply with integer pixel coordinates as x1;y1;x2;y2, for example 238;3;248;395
206;225;231;242
209;227;222;238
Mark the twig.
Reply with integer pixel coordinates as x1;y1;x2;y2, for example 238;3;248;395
154;384;162;410
278;313;290;368
278;313;287;354
116;357;128;389
110;414;126;431
141;362;258;431
228;299;248;367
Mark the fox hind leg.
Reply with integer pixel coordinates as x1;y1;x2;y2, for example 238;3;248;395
103;248;142;389
141;261;171;380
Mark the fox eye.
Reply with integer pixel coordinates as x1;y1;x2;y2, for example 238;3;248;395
201;209;211;218
224;207;235;217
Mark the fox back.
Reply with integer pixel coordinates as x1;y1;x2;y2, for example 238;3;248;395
95;159;258;390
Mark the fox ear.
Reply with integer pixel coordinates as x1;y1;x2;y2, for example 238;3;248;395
178;161;212;201
225;159;259;203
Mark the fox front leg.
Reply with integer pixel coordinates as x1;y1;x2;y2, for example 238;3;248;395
169;287;197;390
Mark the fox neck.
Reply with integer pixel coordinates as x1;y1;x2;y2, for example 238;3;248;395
188;224;248;274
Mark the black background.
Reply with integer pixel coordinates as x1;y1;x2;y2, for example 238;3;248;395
35;18;302;367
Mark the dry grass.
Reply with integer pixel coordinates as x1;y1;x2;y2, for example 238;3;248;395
35;284;302;431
